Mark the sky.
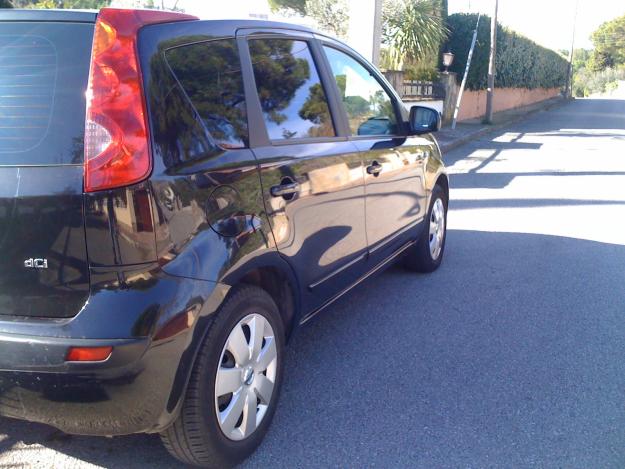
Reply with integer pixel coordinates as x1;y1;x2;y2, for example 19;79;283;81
177;0;625;52
177;0;273;20
448;0;625;51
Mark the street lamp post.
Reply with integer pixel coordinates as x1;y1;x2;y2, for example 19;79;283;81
442;52;455;73
565;0;580;98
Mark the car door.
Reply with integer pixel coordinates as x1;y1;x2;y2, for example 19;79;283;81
320;43;431;262
238;30;368;314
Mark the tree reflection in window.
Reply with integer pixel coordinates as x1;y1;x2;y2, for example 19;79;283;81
249;39;335;140
166;39;248;149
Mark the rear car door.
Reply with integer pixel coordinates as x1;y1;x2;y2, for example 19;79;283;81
238;30;368;314
138;27;277;285
320;43;431;261
0;19;93;318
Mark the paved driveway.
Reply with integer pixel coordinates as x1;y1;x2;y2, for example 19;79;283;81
2;98;625;468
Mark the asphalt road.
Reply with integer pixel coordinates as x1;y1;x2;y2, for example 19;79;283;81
2;98;625;468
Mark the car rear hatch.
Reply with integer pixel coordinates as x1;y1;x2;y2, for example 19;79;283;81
0;15;94;318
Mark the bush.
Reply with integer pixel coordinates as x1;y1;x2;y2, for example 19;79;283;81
403;63;440;81
442;13;568;90
573;66;625;97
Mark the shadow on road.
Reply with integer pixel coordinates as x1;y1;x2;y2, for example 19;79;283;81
451;171;625;190
0;418;167;468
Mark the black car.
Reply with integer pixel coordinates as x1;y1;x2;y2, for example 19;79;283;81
0;8;448;467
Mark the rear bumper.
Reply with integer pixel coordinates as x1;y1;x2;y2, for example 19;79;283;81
0;336;154;435
0;265;230;436
0;334;146;371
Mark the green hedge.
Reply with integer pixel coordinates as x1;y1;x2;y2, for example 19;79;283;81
443;13;568;90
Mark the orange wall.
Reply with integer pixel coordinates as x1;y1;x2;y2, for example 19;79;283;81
457;87;561;121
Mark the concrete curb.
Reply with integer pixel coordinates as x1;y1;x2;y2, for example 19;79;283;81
437;97;569;153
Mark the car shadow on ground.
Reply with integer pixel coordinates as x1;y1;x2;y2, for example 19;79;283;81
2;228;625;468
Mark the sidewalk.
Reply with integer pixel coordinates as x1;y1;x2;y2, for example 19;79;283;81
435;96;567;153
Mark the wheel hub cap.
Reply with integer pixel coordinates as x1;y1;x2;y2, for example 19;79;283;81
429;198;446;260
242;366;254;386
215;313;278;441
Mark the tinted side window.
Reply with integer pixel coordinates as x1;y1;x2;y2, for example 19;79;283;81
249;39;334;141
166;39;247;149
323;46;398;136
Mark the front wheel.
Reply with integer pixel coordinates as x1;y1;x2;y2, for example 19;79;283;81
161;285;285;468
404;184;448;273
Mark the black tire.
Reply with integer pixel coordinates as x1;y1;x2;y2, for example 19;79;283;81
160;285;285;468
404;184;448;273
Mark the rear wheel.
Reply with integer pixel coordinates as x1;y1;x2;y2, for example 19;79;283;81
404;184;448;273
161;285;284;468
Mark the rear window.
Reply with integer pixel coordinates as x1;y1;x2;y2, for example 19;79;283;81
0;22;93;165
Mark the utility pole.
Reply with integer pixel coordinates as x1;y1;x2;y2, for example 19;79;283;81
484;0;498;124
451;13;480;130
372;0;383;67
564;0;580;98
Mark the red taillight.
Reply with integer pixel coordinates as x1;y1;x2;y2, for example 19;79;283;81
66;346;113;362
84;8;197;192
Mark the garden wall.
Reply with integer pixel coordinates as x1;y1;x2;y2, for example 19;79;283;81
457;87;561;121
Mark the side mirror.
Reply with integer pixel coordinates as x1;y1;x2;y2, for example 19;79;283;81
409;105;441;134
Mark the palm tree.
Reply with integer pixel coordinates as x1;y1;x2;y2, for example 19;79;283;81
383;0;449;70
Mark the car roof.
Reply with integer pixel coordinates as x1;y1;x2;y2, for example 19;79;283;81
0;8;98;22
0;9;319;35
203;18;317;34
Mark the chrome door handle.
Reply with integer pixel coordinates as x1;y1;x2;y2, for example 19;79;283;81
366;161;383;176
270;181;300;198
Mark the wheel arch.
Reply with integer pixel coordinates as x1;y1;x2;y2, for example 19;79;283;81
434;172;449;201
219;252;301;342
238;266;298;342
